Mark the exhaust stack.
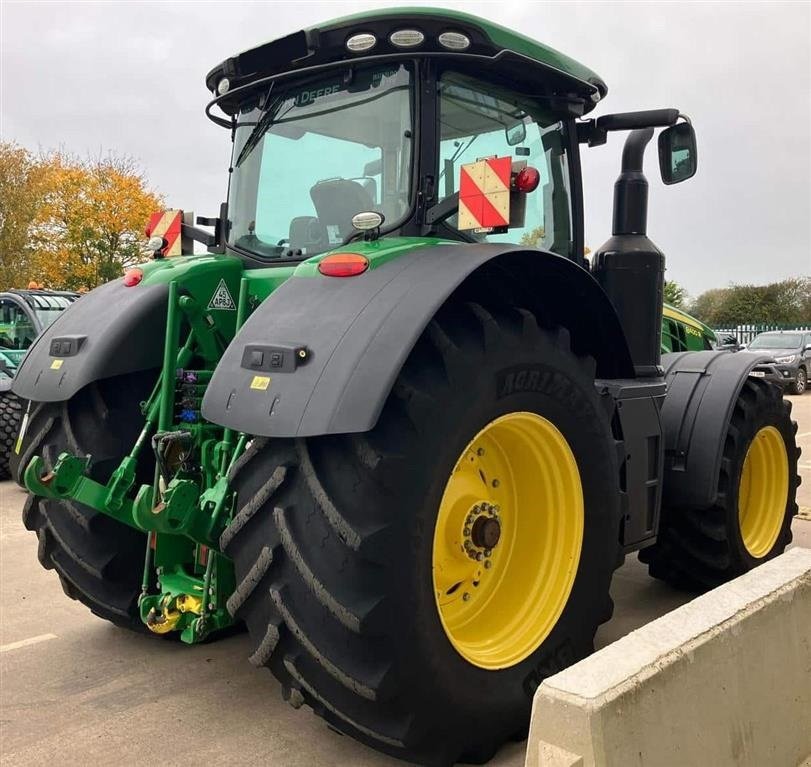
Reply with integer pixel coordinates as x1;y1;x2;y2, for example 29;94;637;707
593;128;665;378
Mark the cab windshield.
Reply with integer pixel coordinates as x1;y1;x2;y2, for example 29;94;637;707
228;64;413;260
749;333;802;350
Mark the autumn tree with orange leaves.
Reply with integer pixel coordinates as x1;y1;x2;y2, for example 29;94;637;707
0;142;162;291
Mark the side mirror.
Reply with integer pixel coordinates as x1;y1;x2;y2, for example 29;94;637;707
658;122;697;184
805;343;811;351
506;118;527;147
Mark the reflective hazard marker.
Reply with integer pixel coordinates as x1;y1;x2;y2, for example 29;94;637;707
146;210;183;256
458;157;512;230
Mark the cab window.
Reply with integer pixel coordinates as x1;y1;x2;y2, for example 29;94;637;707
437;71;572;257
0;299;36;350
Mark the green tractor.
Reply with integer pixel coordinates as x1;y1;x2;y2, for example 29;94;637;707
11;9;800;765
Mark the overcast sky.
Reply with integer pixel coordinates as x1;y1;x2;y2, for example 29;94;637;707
2;0;809;296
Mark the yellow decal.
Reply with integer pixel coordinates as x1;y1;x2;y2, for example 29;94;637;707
14;412;29;455
250;375;271;391
50;359;63;370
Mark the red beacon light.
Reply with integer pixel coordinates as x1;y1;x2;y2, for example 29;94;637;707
514;166;540;194
318;253;369;278
123;268;143;287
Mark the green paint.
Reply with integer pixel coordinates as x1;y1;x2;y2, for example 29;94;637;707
313;7;606;101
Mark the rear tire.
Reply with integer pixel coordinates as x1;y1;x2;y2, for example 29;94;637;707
223;302;623;766
11;372;156;630
0;391;22;480
640;379;799;590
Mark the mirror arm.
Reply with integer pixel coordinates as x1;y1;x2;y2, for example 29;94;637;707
579;109;684;147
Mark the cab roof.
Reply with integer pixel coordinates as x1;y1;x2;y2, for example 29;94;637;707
207;7;607;117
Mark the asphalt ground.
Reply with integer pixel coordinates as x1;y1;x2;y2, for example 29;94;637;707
2;393;810;767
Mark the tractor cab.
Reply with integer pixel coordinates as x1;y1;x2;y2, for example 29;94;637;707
206;8;613;267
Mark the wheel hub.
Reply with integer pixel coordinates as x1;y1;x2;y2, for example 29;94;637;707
470;510;501;550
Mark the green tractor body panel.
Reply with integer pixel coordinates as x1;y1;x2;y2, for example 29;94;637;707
661;302;717;353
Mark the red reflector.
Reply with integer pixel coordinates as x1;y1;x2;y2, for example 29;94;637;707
123;268;143;287
514;166;540;193
318;253;369;277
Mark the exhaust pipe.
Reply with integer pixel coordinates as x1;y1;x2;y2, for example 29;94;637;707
593;128;665;378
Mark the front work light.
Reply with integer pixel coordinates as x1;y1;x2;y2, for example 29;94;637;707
389;29;425;48
438;31;471;50
346;33;377;52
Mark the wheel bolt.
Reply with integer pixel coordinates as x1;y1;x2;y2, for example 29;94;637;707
463;527;471;536
462;592;471;601
492;479;500;488
476;553;483;561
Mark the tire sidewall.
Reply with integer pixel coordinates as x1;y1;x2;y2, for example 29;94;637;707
726;392;795;568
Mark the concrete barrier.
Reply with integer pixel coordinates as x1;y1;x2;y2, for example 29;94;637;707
525;547;811;767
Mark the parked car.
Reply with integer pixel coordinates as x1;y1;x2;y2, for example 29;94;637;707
0;289;79;477
745;330;811;395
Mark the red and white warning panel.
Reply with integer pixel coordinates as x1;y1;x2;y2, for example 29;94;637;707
458;157;512;231
145;210;183;256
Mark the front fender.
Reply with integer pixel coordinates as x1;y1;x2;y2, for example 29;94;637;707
12;279;168;402
660;349;777;509
202;243;633;437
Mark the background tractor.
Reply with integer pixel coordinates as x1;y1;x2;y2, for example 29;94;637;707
0;288;78;478
10;9;800;766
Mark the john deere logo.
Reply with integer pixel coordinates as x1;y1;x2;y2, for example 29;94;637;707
208;279;236;310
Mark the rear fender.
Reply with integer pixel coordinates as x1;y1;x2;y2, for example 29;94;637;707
12;279;168;402
660;350;776;509
202;243;634;437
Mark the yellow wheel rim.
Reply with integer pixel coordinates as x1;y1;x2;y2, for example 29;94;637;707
738;425;789;558
432;412;584;670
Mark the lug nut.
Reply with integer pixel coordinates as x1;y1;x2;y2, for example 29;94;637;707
492;479;500;488
484;560;493;569
476;552;483;561
463;527;471;536
462;592;471;601
477;448;485;456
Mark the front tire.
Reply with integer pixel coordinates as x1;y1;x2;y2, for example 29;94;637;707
11;372;156;629
641;379;799;590
223;302;623;766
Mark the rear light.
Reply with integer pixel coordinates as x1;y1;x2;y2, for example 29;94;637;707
318;253;369;277
514;166;540;193
123;268;143;287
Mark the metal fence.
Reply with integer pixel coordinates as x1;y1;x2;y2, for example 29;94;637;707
713;324;811;346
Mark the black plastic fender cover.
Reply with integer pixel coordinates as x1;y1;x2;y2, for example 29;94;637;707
202;243;631;437
660;349;775;509
12;279;168;402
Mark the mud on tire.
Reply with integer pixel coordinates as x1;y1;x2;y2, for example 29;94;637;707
11;371;157;629
223;300;625;766
640;379;800;591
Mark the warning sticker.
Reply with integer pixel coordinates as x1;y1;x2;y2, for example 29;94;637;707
458;156;512;231
250;375;271;391
208;279;236;311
